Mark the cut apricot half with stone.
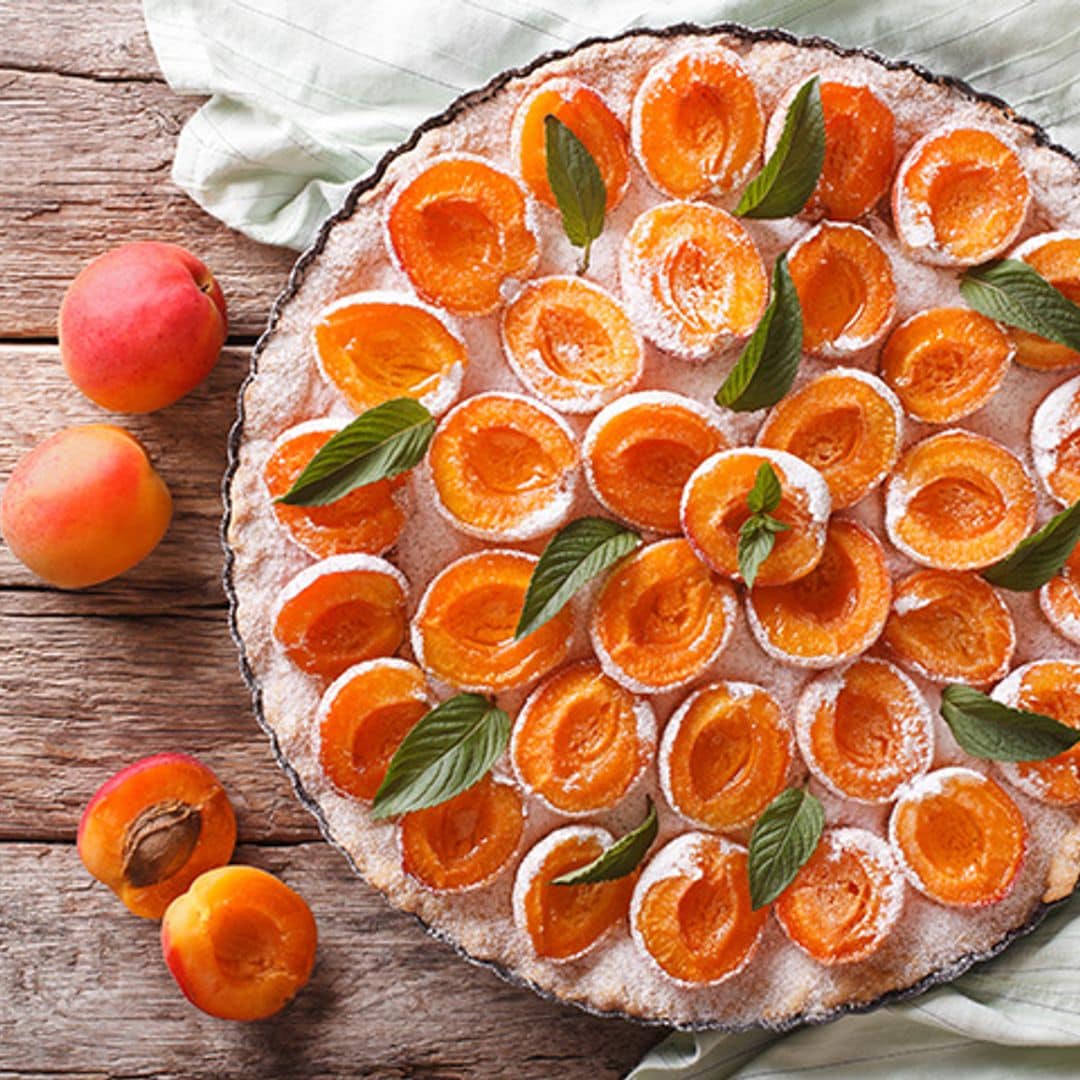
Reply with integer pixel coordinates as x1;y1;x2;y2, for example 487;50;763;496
1010;231;1080;369
620;201;767;360
590;537;736;694
775;827;905;965
883;569;1016;686
264;420;408;558
1040;542;1080;645
412;549;572;692
312;291;466;415
386;155;538;316
787;221;896;357
681;448;831;587
756;369;902;509
501;276;643;413
659;682;792;831
512;825;636;961
399;774;525;892
427;392;578;541
78;753;237;920
511;660;656;815
747;519;891;669
273;554;408;680
1032;374;1080;506
889;767;1027;907
796;658;934;804
886;430;1036;570
630;832;766;986
631;46;763;200
584;391;728;533
315;658;430;803
892;127;1030;266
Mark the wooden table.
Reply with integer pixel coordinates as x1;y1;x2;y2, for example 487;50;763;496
0;4;662;1074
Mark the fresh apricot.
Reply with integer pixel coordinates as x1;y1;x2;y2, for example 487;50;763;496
386;155;538;316
161;865;317;1021
1041;541;1080;645
1009;231;1080;370
1032;374;1080;506
886;430;1036;569
892;127;1030;266
755;369;902;509
1;424;172;589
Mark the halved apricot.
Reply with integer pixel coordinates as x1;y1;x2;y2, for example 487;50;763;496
889;766;1027;907
1040;541;1080;645
796;658;934;803
501;276;643;413
386;155;538;316
264;420;408;558
511;660;656;815
512;77;630;210
1010;231;1080;370
584;391;728;533
883;569;1016;686
427;392;579;541
512;825;636;961
619;201;767;360
786;221;896;357
885;430;1036;569
775;827;904;965
755;369;902;509
892;127;1031;266
412;549;572;692
659;681;792;831
315;658;430;802
399;774;525;891
273;554;409;680
681;448;831;586
631;45;763;200
747;519;891;669
312;291;466;415
590;537;737;693
630;832;767;986
1032;374;1080;506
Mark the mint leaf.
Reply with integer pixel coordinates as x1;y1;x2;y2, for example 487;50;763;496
982;500;1080;591
552;798;658;886
545;114;606;273
748;787;824;909
737;463;791;586
747;461;783;514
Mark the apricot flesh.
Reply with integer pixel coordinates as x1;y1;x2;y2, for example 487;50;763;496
1010;231;1080;370
1041;542;1080;645
1032;374;1080;507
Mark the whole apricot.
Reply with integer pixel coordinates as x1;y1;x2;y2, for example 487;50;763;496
59;241;227;412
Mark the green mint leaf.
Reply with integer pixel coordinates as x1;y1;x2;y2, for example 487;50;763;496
544;114;606;272
747;462;783;514
552;798;658;886
735;77;825;220
981;500;1080;591
940;684;1080;763
960;259;1080;352
372;694;510;819
737;516;777;588
277;398;434;506
748;787;825;910
515;516;640;640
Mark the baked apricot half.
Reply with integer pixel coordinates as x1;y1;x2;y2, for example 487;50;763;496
892;127;1030;266
386;154;538;316
796;658;934;804
620;201;767;360
273;554;409;680
747;519;891;669
512;825;636;961
883;570;1016;686
590;537;737;694
659;682;792;831
889;767;1027;907
681;448;831;586
412;549;572;692
501;276;643;414
630;832;766;986
1032;374;1080;506
775;827;905;965
427;392;579;541
885;430;1036;569
1041;541;1080;645
1010;231;1080;370
755;369;902;510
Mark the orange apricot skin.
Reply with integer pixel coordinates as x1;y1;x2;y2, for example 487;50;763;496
1010;232;1080;370
59;242;227;413
78;753;236;920
161;865;317;1021
1;424;172;589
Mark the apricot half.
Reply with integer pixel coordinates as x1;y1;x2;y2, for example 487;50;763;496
1010;231;1080;370
1041;542;1080;645
886;430;1036;569
889;767;1027;907
1032;374;1080;506
659;681;792;831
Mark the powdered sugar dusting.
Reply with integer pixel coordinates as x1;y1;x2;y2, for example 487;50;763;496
1032;374;1080;505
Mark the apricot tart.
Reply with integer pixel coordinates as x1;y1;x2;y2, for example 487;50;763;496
225;26;1080;1031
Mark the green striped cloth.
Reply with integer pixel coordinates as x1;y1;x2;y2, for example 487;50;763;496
142;2;1080;1075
